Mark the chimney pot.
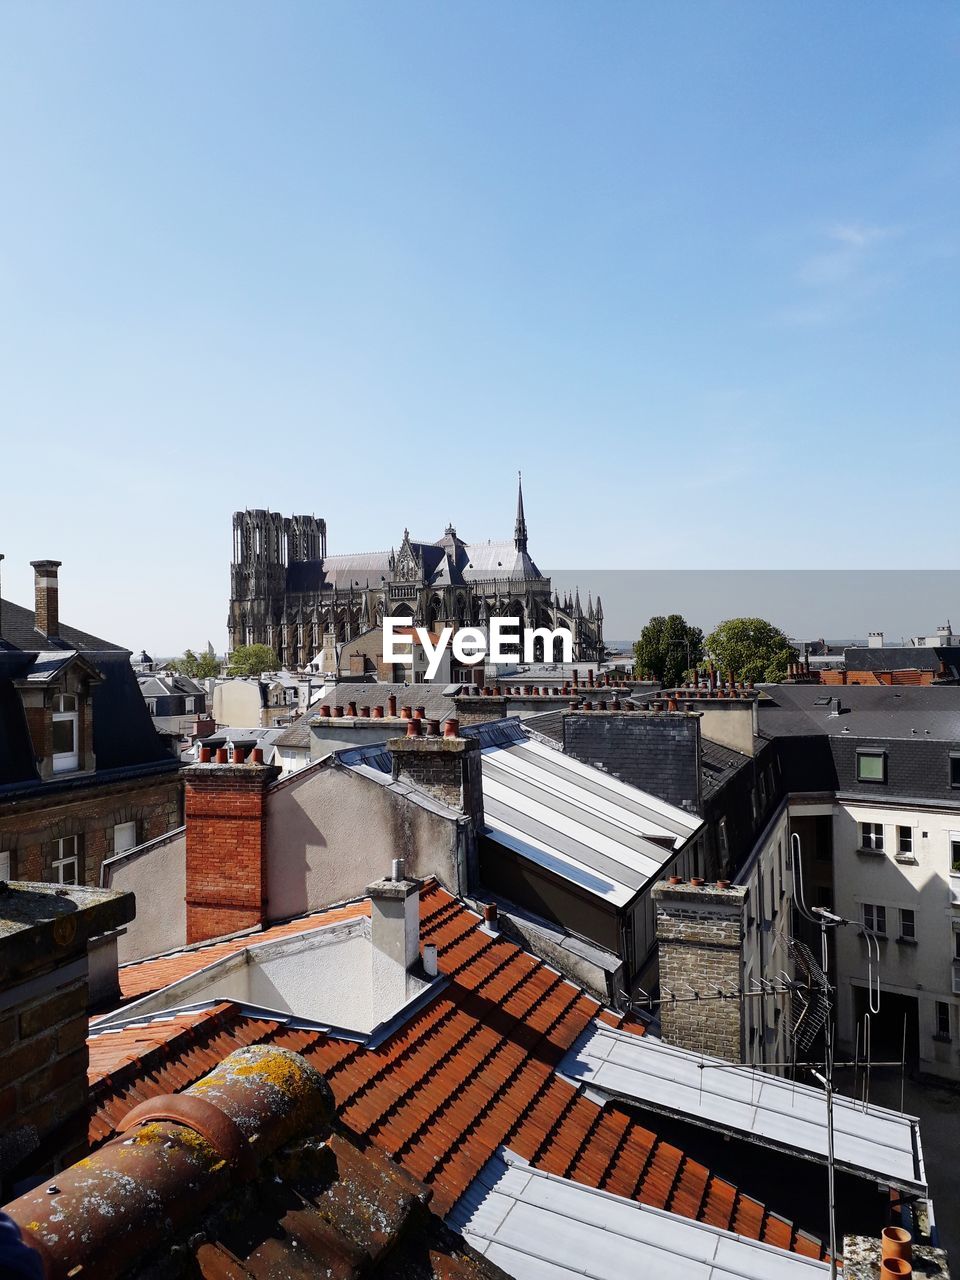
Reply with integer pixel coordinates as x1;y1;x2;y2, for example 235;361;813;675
414;705;426;719
251;747;264;764
320;704;332;718
400;705;412;720
333;705;344;718
215;747;228;764
387;694;398;716
232;747;244;764
347;700;358;717
199;746;211;763
359;704;370;717
406;717;422;737
423;942;438;977
426;717;441;735
443;717;460;737
372;705;384;718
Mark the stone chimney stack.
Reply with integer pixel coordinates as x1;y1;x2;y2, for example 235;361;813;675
366;859;422;1020
0;881;135;1200
183;756;281;944
387;719;484;833
652;879;747;1062
30;559;62;640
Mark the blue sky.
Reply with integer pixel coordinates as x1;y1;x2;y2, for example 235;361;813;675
0;3;957;652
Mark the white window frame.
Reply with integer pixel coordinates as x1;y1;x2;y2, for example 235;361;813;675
860;822;884;853
52;835;80;884
113;821;138;855
951;832;960;878
52;693;80;773
862;902;886;936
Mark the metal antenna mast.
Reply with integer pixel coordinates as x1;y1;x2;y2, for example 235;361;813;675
790;830;885;1280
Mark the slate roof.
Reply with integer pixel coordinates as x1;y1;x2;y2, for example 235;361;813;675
844;645;960;676
757;684;960;743
85;882;829;1259
0;596;123;652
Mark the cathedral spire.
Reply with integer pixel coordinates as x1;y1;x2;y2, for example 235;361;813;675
514;471;528;555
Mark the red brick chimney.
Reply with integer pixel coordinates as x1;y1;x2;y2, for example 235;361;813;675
183;758;280;944
30;559;62;640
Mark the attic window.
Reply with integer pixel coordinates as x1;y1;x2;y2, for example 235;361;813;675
813;696;832;706
856;749;886;784
52;693;80;773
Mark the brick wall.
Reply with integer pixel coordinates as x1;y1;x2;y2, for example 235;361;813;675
0;773;182;888
0;883;134;1197
184;761;280;943
652;880;746;1062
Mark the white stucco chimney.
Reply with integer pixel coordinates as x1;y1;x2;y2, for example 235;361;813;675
366;860;422;1021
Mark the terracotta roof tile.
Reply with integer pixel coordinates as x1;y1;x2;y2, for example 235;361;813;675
86;880;827;1262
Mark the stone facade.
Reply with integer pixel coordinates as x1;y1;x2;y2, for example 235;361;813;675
653;880;747;1062
388;732;484;833
0;773;182;888
227;481;603;668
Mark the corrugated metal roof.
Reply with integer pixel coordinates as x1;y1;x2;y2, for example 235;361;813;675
478;733;702;907
561;1023;926;1194
451;1154;829;1280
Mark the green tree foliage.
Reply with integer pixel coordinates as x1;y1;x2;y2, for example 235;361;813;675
705;617;796;683
168;648;222;678
225;643;278;677
633;614;704;685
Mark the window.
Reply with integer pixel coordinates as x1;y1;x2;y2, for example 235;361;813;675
857;750;886;783
862;903;886;935
954;932;960;962
52;835;80;884
52;692;79;773
898;908;916;943
951;754;960;789
935;1001;951;1042
718;818;729;861
897;826;913;857
860;822;884;853
952;837;960;876
0;850;10;880
113;821;137;855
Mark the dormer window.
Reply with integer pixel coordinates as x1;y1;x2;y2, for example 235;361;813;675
52;693;79;773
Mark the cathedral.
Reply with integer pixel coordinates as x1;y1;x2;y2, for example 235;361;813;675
227;480;604;669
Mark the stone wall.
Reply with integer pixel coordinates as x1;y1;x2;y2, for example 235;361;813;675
0;772;182;888
652;880;746;1062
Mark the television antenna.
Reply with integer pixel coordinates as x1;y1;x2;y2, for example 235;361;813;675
790;830;883;1280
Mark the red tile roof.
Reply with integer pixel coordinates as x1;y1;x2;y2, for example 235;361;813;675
88;882;827;1260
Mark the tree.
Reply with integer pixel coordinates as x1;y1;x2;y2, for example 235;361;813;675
226;643;278;677
633;614;704;686
169;648;222;679
705;617;796;684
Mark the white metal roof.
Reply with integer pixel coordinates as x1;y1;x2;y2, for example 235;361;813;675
561;1023;925;1194
450;1152;829;1280
480;733;702;908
